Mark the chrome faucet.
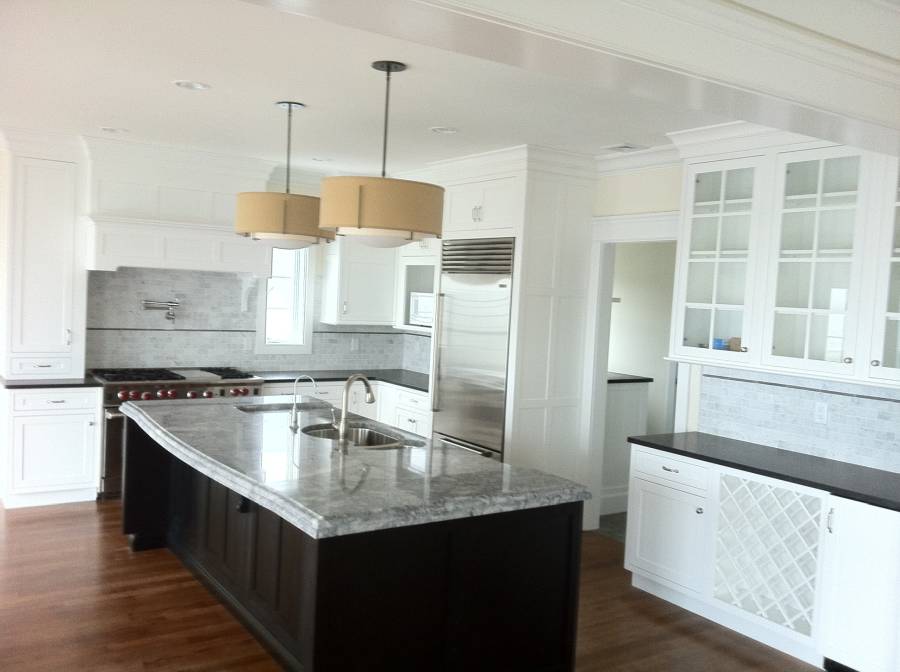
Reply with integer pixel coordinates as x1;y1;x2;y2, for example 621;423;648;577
289;375;319;433
338;374;375;442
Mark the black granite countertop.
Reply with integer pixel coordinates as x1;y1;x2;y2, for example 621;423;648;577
629;431;900;513
608;372;654;384
1;375;102;389
252;369;429;393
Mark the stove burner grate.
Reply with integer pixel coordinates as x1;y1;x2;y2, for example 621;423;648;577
201;367;254;379
91;368;185;383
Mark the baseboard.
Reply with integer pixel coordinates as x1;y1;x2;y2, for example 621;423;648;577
1;487;97;509
632;573;825;669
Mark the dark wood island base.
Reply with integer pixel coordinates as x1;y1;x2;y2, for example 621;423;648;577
123;420;583;672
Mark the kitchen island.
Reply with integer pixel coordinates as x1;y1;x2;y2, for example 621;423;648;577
120;395;589;672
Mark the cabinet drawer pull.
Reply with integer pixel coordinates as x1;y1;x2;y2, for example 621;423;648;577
826;507;835;533
696;507;704;515
871;359;881;367
33;364;53;368
48;400;67;404
662;466;680;474
842;356;853;364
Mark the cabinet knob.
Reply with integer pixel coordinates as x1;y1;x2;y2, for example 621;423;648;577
696;507;704;515
871;359;881;367
842;356;853;364
471;206;477;222
342;301;348;315
740;346;748;353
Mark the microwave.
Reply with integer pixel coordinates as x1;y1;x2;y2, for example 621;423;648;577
408;292;435;327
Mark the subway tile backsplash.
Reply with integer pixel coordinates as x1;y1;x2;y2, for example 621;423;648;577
699;365;900;474
86;268;432;373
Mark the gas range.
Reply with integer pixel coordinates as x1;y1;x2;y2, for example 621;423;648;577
92;367;264;405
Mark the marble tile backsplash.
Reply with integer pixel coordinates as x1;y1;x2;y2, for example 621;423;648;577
699;366;900;474
86;268;428;372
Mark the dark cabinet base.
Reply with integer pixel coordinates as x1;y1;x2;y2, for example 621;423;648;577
123;420;583;672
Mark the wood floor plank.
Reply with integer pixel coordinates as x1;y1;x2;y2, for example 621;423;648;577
0;501;818;671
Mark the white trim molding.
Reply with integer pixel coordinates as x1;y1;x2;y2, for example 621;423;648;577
595;145;681;175
592;211;679;243
667;121;825;159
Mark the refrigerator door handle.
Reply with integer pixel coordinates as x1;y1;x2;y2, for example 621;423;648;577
432;292;445;412
437;435;500;460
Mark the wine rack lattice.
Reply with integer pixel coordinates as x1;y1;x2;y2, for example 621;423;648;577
714;473;822;636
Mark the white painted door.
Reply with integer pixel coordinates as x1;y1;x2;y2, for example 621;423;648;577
867;158;900;382
11;413;97;493
10;157;77;355
444;177;516;235
672;156;764;364
821;496;900;672
761;147;868;376
625;477;710;593
325;238;396;324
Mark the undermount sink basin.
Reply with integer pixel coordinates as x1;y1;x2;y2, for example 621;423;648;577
302;423;420;449
236;402;323;413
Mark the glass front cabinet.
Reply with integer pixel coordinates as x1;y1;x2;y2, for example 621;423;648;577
761;147;867;376
672;157;764;363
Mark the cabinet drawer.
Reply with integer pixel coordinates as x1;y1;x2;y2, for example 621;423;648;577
632;448;708;493
396;388;429;410
10;357;72;375
13;390;97;413
395;408;431;438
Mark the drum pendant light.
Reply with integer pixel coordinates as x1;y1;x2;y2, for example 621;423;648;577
235;101;333;247
319;61;444;248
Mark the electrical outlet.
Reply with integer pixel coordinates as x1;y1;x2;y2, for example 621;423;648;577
814;401;828;424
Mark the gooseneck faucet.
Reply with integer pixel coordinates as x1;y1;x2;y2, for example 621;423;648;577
339;374;375;442
289;375;319;433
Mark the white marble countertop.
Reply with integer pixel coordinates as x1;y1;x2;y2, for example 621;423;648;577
120;395;590;539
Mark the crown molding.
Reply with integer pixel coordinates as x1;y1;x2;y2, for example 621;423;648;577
595;145;681;175
667;121;827;159
0;127;85;162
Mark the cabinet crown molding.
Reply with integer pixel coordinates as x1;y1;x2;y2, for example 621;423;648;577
667;121;823;159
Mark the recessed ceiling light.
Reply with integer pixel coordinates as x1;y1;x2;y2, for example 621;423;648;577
430;126;459;135
173;79;211;91
99;126;129;134
606;143;648;153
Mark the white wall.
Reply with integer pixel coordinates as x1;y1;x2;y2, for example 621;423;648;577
607;241;677;434
594;165;682;216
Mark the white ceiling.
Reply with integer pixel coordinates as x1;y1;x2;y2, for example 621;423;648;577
0;0;726;174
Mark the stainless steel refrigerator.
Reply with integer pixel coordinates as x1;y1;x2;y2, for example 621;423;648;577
432;238;514;460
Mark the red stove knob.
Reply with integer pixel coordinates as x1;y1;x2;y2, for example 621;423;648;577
228;388;240;397
128;390;141;400
156;389;168;399
186;391;198;399
202;390;214;399
240;387;250;396
117;390;129;401
140;391;153;401
166;389;177;399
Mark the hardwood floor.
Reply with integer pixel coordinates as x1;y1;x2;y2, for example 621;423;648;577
0;501;818;671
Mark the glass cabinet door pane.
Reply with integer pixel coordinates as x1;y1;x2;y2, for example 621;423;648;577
686;262;715;303
773;313;808;358
694;171;722;212
812;263;850;311
713;310;743;350
808;314;846;362
716;262;746;305
720;215;750;253
817;210;855;251
784;160;820;207
724;167;753;208
822;156;860;194
690;217;718;255
888;264;900;314
781;212;815;253
893;206;900;251
883;320;900;369
683;308;711;348
776;263;811;308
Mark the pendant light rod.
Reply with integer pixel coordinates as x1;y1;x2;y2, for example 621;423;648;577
372;61;407;179
276;101;305;195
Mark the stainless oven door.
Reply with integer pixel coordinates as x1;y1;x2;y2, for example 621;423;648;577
100;408;125;498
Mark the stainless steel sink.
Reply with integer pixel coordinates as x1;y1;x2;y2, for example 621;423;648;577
236;402;323;413
301;423;421;449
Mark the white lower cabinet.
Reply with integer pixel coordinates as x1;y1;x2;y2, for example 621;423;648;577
820;496;900;672
624;477;711;593
1;388;102;509
625;445;832;667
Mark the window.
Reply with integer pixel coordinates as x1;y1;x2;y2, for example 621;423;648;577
255;247;313;354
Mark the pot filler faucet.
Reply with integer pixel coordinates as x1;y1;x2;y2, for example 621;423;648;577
339;374;375;442
289;375;320;433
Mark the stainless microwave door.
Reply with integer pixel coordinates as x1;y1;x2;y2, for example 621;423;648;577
433;273;512;453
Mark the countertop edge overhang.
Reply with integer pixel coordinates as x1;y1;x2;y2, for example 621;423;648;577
629;431;900;513
1;375;102;389
120;401;590;539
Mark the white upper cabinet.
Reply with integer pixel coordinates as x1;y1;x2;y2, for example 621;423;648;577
394;239;439;333
761;147;867;376
867;159;900;382
319;237;397;325
672;157;764;363
443;176;518;238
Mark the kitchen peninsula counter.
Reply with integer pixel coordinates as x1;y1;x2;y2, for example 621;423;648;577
120;396;588;671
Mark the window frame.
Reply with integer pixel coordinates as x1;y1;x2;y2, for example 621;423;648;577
254;246;315;355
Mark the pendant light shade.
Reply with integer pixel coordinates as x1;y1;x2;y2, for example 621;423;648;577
235;101;333;248
319;61;443;248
